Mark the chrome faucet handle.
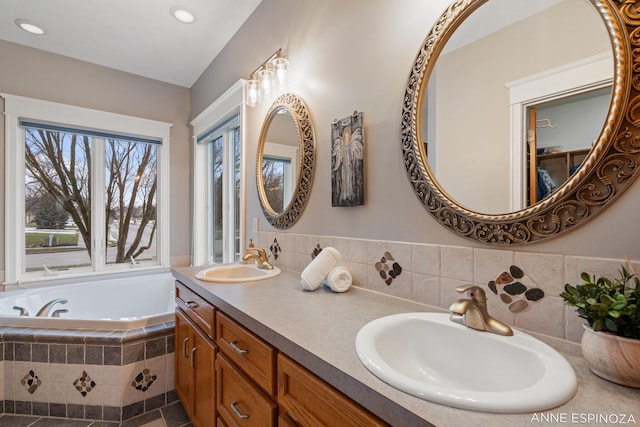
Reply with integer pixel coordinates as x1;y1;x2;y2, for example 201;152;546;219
455;285;486;303
13;306;30;316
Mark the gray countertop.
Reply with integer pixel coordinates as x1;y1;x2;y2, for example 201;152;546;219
172;266;640;427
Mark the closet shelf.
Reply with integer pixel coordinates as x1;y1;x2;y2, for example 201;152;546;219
537;148;590;161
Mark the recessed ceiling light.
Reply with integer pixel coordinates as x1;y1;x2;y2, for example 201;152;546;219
170;6;196;24
15;19;46;35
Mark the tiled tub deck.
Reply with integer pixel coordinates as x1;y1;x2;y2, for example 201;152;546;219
0;322;176;423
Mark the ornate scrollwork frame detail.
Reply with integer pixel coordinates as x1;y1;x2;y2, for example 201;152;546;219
257;93;316;229
402;0;640;245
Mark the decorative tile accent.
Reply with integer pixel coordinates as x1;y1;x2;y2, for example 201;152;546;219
270;238;281;260
20;369;42;394
131;368;157;392
375;251;403;286
487;265;545;313
311;243;322;259
73;370;97;396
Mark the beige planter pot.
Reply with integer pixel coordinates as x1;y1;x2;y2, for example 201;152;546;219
581;325;640;388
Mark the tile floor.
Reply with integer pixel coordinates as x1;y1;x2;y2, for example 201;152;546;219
0;401;192;427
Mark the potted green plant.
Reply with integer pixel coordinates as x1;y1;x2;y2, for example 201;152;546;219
561;266;640;387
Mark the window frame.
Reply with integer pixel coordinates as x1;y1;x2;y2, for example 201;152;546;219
2;93;171;284
191;81;246;266
205;118;241;263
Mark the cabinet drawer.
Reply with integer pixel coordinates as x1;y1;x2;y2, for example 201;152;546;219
176;281;215;339
216;312;276;396
216;354;277;427
277;353;388;426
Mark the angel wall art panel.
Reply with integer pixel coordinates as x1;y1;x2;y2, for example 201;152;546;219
331;111;365;207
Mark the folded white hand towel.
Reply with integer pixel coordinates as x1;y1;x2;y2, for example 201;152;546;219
300;247;341;291
323;265;352;293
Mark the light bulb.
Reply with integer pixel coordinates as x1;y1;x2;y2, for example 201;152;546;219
246;79;260;107
259;68;274;100
272;57;289;90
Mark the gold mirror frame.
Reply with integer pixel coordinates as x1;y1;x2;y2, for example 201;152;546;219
402;0;640;245
257;93;316;229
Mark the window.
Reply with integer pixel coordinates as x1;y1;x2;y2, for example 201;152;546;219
201;117;241;263
262;156;292;212
190;81;246;266
3;94;171;283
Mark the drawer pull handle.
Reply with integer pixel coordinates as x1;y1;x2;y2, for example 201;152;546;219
230;401;249;419
182;337;190;358
190;346;197;369
230;341;249;355
186;301;199;309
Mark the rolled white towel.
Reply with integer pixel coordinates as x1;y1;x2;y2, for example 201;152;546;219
300;247;341;291
323;265;352;293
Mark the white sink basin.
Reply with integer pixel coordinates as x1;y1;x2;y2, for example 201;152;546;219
195;263;281;283
355;312;577;413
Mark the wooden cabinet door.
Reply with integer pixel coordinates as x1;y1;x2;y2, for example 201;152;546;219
192;322;217;427
175;309;194;408
176;309;217;427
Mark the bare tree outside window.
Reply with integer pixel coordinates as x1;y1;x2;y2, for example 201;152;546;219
24;128;157;270
262;159;285;212
105;139;157;264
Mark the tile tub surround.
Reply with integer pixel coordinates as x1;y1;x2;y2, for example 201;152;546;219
252;231;640;343
174;267;640;427
0;322;176;422
0;400;192;427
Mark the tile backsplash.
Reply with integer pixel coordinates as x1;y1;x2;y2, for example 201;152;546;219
254;231;638;344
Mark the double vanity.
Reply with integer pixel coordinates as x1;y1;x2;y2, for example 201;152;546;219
172;0;640;424
173;266;640;426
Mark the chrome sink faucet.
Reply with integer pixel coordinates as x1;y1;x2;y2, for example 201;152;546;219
448;285;513;336
242;246;273;270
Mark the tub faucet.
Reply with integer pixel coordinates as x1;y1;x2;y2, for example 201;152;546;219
448;285;513;336
242;247;273;270
36;298;68;317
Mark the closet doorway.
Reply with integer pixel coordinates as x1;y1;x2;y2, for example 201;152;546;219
506;52;613;211
526;85;611;205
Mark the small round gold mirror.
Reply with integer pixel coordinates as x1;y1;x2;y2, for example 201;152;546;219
257;93;315;229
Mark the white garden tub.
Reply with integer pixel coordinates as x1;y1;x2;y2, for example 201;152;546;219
0;272;175;330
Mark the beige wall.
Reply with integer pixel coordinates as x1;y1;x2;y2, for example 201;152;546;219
0;39;192;269
191;0;640;260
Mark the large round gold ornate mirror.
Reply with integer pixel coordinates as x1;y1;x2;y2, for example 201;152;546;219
402;0;640;245
257;93;315;229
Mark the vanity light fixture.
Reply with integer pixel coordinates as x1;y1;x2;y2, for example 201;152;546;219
170;6;196;24
245;49;289;107
15;19;46;35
